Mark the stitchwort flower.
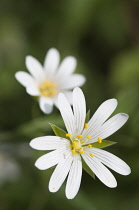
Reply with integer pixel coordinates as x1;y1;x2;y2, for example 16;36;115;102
15;48;86;114
30;87;131;199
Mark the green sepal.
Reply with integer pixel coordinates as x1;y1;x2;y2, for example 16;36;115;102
85;140;116;149
82;158;95;179
85;110;90;123
49;123;69;140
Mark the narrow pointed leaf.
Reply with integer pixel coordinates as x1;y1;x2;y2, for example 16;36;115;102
85;110;90;123
91;140;116;149
82;158;95;179
49;123;69;140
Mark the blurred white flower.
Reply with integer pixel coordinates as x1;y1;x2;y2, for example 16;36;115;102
0;152;20;185
15;48;86;114
30;87;131;199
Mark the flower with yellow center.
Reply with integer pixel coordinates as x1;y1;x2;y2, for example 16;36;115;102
30;87;131;199
15;48;86;114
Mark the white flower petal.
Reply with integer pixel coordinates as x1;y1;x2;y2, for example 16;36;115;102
66;154;82;199
61;91;73;105
91;113;129;141
35;149;67;170
15;71;35;88
26;85;40;96
73;87;86;135
44;48;60;75
61;74;86;89
91;148;131;175
26;56;44;81
39;97;53;114
58;93;75;135
82;152;117;188
49;151;73;192
53;97;59;108
54;91;73;108
82;99;118;138
57;56;77;77
30;136;69;151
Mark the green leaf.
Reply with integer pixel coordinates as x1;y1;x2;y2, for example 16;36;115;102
49;123;69;139
82;158;95;179
90;140;116;149
85;110;90;123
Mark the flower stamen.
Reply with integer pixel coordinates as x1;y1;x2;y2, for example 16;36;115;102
88;144;92;148
84;123;88;129
89;153;94;158
79;150;84;154
77;135;82;138
98;137;102;143
66;133;72;137
72;149;76;155
87;135;91;139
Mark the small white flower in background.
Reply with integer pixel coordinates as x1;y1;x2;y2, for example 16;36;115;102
30;87;131;199
15;48;86;114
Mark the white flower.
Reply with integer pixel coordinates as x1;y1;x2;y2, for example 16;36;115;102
15;48;86;114
30;87;131;199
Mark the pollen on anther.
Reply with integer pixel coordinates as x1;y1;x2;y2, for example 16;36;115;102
79;150;84;154
87;135;91;139
77;135;82;138
89;153;94;158
84;123;88;129
98;137;102;143
88;144;92;148
66;133;72;137
72;150;76;155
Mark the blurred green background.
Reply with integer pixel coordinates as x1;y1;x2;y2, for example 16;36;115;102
0;0;139;209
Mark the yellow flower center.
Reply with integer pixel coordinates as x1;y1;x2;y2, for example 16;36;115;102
66;124;103;157
71;135;83;154
73;140;82;151
39;80;57;97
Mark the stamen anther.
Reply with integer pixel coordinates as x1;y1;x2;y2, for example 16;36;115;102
79;150;84;154
98;137;102;143
72;150;76;155
84;123;88;129
87;135;91;139
77;135;82;138
88;144;92;148
66;133;72;137
89;153;94;158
